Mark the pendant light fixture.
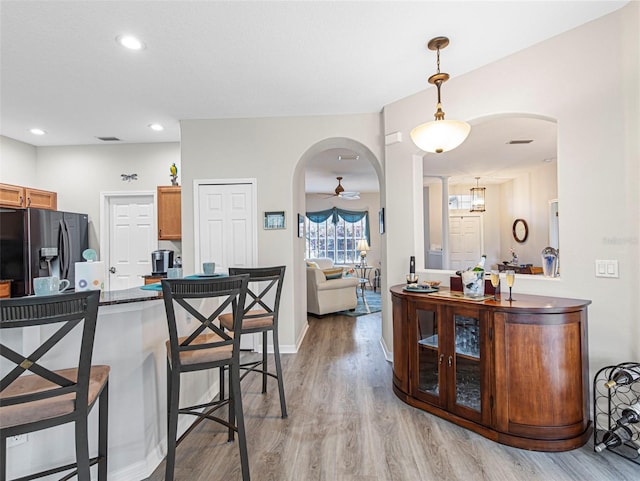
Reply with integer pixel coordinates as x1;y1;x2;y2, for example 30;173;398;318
470;177;486;212
410;36;471;154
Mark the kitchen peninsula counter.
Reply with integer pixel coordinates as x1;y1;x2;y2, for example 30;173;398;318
97;285;162;305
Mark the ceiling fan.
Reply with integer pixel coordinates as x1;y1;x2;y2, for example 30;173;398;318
321;176;360;200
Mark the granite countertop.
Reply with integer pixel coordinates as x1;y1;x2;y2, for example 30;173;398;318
98;287;162;306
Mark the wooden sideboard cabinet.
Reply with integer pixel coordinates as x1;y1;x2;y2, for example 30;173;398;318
157;186;181;240
391;285;592;451
0;183;57;210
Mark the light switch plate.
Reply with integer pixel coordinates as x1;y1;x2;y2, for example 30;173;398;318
595;260;619;278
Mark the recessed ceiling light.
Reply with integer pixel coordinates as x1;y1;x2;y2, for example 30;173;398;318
29;128;46;135
149;123;164;131
116;35;145;50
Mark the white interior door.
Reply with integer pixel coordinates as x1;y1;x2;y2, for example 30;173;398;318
102;193;157;291
197;183;255;272
196;180;257;350
449;215;482;271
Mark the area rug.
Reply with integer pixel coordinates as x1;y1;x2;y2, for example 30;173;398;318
340;289;382;317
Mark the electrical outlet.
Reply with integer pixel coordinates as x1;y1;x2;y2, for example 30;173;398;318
7;434;27;447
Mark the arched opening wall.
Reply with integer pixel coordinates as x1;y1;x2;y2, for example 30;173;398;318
291;137;385;347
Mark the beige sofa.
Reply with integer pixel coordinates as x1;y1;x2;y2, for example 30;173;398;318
306;258;358;315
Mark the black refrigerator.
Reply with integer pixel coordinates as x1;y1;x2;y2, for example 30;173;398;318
0;207;89;297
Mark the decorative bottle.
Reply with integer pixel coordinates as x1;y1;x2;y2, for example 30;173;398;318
406;256;417;284
594;425;635;453
604;368;640;389
472;254;487;272
541;246;558;277
617;401;640;426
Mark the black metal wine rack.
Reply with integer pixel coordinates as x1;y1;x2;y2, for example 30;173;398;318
593;362;640;465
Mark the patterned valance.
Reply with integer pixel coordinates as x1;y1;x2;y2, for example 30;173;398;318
306;207;370;243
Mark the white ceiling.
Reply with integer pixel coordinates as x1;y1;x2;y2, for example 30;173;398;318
1;0;627;192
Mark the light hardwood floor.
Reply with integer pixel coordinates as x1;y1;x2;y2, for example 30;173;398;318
146;311;639;481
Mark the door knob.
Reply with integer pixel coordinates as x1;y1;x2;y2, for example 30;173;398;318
109;267;116;274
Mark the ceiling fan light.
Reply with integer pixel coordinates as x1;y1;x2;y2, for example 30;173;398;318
411;119;471;154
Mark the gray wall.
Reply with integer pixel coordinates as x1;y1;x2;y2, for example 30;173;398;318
383;2;639;368
180;114;384;350
0;136;37;185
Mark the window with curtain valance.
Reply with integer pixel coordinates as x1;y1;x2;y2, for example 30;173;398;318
305;208;369;264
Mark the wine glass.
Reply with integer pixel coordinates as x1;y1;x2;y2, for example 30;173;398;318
506;270;516;301
490;270;500;301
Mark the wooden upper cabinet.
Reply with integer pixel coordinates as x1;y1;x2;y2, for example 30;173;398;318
0;183;25;208
157;186;181;240
25;187;57;210
0;183;57;210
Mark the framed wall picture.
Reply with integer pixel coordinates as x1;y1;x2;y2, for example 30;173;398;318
379;207;385;234
264;211;286;230
298;213;305;238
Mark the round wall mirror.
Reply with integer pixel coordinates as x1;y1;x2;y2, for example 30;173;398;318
512;218;529;243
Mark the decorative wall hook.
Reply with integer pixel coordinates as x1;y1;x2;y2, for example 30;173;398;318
121;174;138;182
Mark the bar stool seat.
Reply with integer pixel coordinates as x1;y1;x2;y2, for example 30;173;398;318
165;333;234;365
0;366;110;430
219;310;273;330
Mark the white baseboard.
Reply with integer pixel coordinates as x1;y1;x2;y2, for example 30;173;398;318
253;320;308;355
380;335;393;363
294;320;309;352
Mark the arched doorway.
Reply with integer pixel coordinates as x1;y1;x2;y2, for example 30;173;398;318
291;137;385;345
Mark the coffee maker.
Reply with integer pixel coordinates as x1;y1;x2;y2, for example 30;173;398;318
151;249;174;275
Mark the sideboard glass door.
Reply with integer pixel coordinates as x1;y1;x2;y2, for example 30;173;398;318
416;307;441;400
453;313;481;413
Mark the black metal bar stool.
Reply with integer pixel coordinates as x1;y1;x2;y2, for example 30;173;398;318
161;275;250;481
0;290;109;481
219;266;287;418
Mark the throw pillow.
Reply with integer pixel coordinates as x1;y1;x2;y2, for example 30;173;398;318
323;267;344;280
306;260;320;269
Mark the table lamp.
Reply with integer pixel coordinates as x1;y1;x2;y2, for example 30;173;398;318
357;239;370;266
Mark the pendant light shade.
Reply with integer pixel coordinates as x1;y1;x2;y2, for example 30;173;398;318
411;36;470;154
411;119;471;154
470;177;486;212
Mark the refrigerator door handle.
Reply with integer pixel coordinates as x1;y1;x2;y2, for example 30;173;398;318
60;219;71;279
